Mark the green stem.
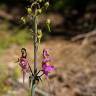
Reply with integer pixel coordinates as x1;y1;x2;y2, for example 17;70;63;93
31;82;36;96
31;14;38;96
33;16;38;74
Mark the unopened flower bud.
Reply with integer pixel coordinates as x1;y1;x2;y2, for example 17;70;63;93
21;17;26;24
38;29;42;34
37;9;42;14
38;29;42;38
38;0;42;3
37;29;42;44
27;8;32;14
46;19;51;32
44;2;49;8
46;19;51;24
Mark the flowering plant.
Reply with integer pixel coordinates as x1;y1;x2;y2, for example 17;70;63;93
17;0;55;96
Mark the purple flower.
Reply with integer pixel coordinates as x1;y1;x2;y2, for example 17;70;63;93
42;64;55;76
19;57;30;83
18;48;30;83
42;49;55;77
19;57;29;72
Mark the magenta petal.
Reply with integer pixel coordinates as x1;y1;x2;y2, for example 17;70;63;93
19;58;29;70
42;57;51;63
44;71;49;76
45;65;55;72
42;64;55;76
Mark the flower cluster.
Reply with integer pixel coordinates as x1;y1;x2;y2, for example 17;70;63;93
18;48;55;83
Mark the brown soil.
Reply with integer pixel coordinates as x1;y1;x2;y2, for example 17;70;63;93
1;37;96;96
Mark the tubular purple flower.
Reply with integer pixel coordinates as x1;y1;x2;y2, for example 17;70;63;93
19;56;30;83
42;49;55;77
18;48;30;83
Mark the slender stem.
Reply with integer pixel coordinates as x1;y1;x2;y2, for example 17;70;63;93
31;81;36;96
28;63;34;76
33;16;38;74
31;15;38;96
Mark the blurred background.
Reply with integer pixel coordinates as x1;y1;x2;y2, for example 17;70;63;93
0;0;96;96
